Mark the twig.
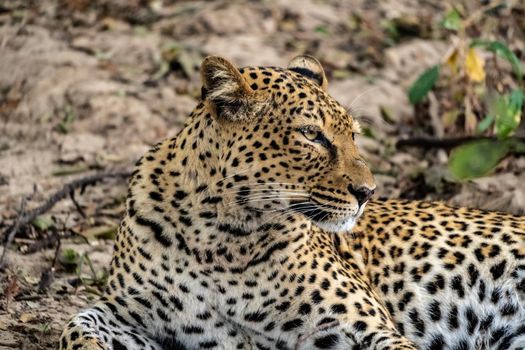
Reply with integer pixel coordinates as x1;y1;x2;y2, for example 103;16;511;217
14;294;42;302
24;231;71;254
70;191;86;218
0;170;130;264
51;230;62;269
4;275;19;311
0;187;35;267
427;92;443;138
37;230;61;293
396;136;525;150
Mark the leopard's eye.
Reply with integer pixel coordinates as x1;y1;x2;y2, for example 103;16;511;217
351;132;355;141
302;128;320;142
299;126;332;149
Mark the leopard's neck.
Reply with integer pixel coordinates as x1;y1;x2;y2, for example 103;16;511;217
126;105;309;269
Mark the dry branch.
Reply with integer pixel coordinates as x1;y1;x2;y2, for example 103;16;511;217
396;136;525;150
0;190;32;267
0;170;130;267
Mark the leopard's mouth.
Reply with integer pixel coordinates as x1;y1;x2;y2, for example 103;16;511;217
290;200;365;233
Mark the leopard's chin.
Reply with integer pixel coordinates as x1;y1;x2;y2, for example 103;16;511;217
312;216;358;233
291;200;367;233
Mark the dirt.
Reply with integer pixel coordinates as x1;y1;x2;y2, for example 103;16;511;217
0;1;523;348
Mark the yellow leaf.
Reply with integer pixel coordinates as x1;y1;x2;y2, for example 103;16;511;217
19;313;35;323
446;48;459;75
442;110;460;128
23;275;40;285
465;48;485;82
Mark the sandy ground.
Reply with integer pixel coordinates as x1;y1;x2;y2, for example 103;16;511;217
0;1;523;348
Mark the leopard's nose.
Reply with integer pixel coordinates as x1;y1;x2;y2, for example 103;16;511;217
347;184;375;206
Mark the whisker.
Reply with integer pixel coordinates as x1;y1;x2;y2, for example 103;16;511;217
221;187;309;192
222;182;305;190
224;198;308;207
254;202;319;214
223;195;310;208
220;189;309;196
291;200;339;223
264;203;316;224
221;189;309;199
346;86;381;113
264;208;295;224
251;202;322;221
224;194;307;201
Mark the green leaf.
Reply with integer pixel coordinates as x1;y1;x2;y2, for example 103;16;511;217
32;216;53;231
61;249;78;263
314;25;330;35
57;106;76;134
505;90;525;136
492;93;511;138
60;248;80;272
441;8;461;31
382;19;399;42
476;115;495;133
408;65;440;104
508;89;525;116
379;105;395;124
471;39;523;81
361;127;375;138
490;89;524;138
513;141;525;154
448;140;511;180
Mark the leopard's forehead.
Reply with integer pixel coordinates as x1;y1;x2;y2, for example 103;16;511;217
238;66;360;134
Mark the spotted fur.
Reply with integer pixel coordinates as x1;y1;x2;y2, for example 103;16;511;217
342;200;525;349
59;56;524;350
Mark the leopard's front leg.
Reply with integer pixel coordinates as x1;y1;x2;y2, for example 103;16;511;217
295;322;417;350
60;296;256;350
59;301;164;350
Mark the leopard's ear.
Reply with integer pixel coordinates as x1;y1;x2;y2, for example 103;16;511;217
288;55;328;91
200;56;264;121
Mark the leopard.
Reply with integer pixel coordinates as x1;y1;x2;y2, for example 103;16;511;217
58;54;525;350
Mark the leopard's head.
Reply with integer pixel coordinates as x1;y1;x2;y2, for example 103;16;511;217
201;55;375;233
